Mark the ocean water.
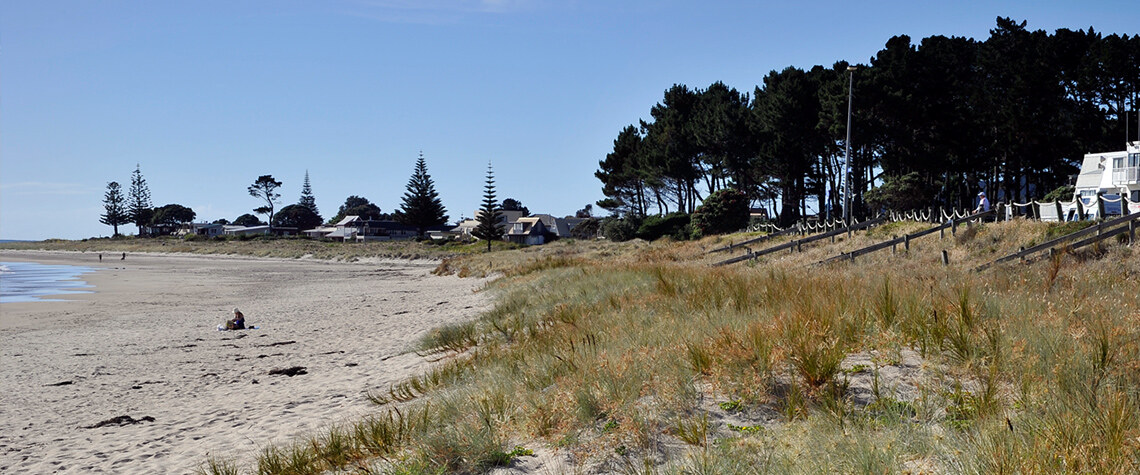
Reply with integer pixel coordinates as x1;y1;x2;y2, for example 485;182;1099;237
0;261;96;303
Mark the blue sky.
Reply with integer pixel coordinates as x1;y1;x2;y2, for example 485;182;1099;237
2;0;1136;240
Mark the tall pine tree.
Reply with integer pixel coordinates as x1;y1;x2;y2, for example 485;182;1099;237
128;164;153;235
100;181;130;236
473;162;503;252
298;170;322;222
394;152;449;237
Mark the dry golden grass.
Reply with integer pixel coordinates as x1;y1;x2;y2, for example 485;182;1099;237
162;219;1138;474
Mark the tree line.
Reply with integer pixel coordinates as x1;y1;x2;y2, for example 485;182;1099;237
596;18;1139;226
100;153;451;237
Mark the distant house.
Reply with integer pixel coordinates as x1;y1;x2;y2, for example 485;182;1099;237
180;222;224;237
142;223;180;236
532;214;588;239
452;219;480;240
316;215;445;241
224;225;269;236
223;225;298;236
506;217;548;245
303;225;336;239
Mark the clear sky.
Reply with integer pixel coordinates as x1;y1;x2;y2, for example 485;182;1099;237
2;1;1136;240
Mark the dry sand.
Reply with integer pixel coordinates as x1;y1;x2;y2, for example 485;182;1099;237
0;250;491;474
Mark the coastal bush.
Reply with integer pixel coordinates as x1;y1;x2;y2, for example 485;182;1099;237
635;212;691;241
601;215;641;242
691;188;749;237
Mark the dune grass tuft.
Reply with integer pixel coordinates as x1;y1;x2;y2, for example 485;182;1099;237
187;220;1140;473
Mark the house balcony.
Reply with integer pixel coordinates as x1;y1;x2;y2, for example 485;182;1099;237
1112;167;1140;185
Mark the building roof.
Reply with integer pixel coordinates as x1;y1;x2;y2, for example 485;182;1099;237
507;217;545;236
335;215;361;226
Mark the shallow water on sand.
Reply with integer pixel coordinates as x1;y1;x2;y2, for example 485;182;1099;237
0;261;95;303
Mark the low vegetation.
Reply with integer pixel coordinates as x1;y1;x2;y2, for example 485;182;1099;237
22;221;1136;474
0;235;521;261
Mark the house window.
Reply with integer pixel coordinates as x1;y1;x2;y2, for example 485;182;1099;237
1115;156;1125;169
512;223;524;233
1130;153;1140;167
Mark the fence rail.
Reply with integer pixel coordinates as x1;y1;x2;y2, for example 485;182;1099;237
713;216;887;266
819;209;995;265
715;193;1134;269
975;213;1138;271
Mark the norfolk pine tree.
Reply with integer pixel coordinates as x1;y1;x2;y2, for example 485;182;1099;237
298;170;321;221
394;152;448;237
100;181;130;236
473;162;503;252
128;164;153;236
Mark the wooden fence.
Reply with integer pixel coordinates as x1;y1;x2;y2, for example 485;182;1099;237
713;216;887;266
715;193;1136;269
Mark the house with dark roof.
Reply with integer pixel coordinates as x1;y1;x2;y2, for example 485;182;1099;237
506;217;549;245
318;215;447;241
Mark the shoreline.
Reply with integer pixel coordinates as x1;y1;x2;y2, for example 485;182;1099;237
0;250;491;473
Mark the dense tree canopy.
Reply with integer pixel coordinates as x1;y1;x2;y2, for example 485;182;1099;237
597;18;1138;226
328;195;384;224
233;214;265;227
151;204;196;225
501;198;529;216
272;204;323;231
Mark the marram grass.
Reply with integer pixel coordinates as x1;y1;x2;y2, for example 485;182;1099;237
185;220;1138;474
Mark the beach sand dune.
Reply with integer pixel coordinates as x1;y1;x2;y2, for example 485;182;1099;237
0;251;490;474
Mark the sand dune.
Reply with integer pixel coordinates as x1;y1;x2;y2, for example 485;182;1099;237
0;250;490;474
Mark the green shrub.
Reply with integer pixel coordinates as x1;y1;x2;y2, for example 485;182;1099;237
635;212;691;241
601;215;642;242
691;188;749;237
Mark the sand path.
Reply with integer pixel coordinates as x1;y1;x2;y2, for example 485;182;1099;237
0;251;490;474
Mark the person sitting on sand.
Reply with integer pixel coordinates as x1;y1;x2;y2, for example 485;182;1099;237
225;308;246;330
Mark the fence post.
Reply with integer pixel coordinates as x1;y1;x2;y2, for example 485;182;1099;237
1076;198;1084;221
904;234;910;251
1130;219;1136;245
952;219;958;235
1032;202;1040;220
892;235;898;254
1019;246;1025;263
941;250;949;266
1097;192;1106;219
1055;201;1063;222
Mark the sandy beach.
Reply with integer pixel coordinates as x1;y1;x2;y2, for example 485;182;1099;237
0;250;490;474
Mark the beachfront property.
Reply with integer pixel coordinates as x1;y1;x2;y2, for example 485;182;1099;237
506;217;549;245
308;215;450;241
181;222;224;237
1071;141;1140;217
451;210;588;243
222;225;299;236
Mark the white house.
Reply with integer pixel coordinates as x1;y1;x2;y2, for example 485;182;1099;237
1072;142;1140;216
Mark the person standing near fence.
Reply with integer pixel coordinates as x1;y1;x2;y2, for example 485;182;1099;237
973;191;990;214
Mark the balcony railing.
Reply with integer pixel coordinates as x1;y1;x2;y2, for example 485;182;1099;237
1113;167;1140;184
